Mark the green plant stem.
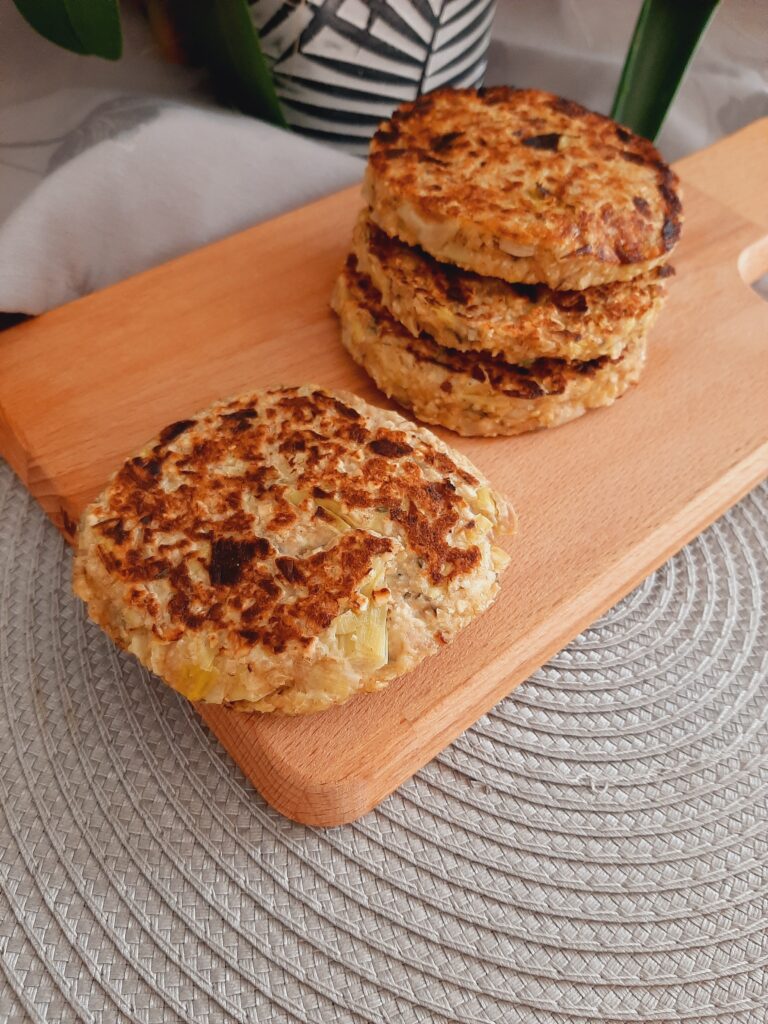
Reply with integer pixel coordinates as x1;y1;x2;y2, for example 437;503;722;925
611;0;721;140
168;0;286;128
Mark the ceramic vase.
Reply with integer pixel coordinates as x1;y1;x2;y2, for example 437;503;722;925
250;0;496;153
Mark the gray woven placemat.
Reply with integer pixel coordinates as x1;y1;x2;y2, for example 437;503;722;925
1;458;766;1024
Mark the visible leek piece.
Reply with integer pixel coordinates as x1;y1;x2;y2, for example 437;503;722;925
334;610;361;635
317;497;354;522
176;665;218;701
491;545;511;572
340;604;388;671
317;498;391;534
361;562;386;596
336;559;389;667
474;486;497;518
316;498;355;533
128;634;150;660
473;514;493;536
285;492;388;534
285;490;385;535
611;0;721;140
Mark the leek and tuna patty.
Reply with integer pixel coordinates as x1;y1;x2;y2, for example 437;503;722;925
365;86;682;290
352;211;669;364
73;386;512;714
333;260;647;438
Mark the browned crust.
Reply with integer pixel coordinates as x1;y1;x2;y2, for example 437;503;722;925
334;263;648;437
367;87;682;277
353;212;668;361
78;387;490;659
344;256;620;398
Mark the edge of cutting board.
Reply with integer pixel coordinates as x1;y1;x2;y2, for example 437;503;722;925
1;119;767;826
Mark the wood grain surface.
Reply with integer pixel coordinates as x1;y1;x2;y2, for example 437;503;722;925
1;120;767;826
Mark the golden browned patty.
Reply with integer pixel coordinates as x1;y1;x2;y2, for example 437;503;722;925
333;259;647;437
365;86;682;289
73;386;512;714
352;210;670;362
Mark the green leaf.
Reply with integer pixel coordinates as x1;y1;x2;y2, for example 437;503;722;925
167;0;286;127
64;0;123;59
12;0;84;53
12;0;123;59
611;0;721;140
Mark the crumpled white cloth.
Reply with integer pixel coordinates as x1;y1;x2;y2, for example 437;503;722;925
0;0;765;315
0;90;361;314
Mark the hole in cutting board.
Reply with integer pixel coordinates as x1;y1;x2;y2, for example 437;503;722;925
751;272;768;304
739;233;768;298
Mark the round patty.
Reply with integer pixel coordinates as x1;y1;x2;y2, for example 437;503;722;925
73;386;512;714
365;87;682;289
353;211;670;362
333;260;647;437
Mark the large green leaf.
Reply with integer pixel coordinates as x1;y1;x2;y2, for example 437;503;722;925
12;0;123;59
169;0;286;127
611;0;721;140
64;0;123;58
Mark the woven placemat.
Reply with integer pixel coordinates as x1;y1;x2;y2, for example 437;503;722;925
1;458;766;1024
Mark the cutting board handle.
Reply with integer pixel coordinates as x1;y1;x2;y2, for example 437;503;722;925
677;118;768;284
679;120;768;288
678;118;768;229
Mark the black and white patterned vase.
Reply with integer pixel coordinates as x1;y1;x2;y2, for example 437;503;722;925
250;0;496;154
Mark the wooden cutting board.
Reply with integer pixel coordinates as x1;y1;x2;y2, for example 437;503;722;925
2;120;767;826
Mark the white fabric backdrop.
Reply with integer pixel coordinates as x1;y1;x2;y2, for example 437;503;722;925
0;0;765;315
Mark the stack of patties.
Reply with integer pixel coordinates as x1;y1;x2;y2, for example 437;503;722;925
332;87;682;436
